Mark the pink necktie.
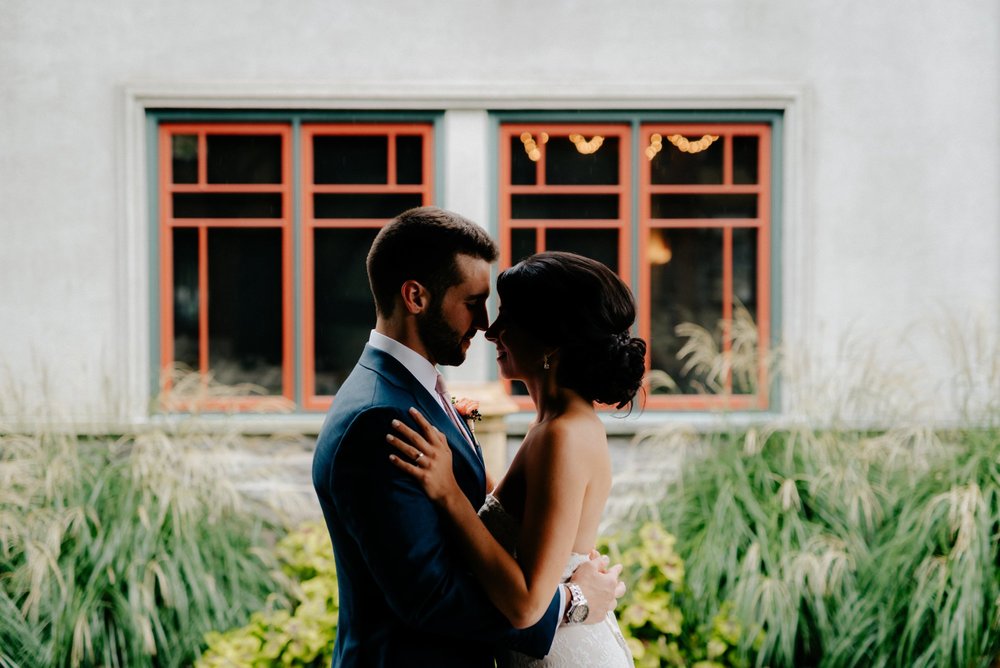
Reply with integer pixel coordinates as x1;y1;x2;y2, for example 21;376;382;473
435;374;474;449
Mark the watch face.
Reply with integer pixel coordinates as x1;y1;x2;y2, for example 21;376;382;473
570;603;589;623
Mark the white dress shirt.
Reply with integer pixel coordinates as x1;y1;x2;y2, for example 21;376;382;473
367;330;474;446
368;329;441;401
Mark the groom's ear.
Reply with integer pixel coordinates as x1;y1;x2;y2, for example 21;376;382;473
400;280;431;315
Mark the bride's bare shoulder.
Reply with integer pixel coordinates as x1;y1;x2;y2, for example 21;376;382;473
529;409;607;460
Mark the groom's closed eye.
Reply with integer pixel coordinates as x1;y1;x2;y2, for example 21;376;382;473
466;296;488;310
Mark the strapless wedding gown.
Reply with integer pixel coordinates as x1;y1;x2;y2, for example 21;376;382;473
478;494;633;668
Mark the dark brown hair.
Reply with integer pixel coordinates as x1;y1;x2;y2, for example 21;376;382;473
366;207;498;317
496;251;646;410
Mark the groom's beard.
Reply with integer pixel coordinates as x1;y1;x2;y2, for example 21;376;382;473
417;302;469;367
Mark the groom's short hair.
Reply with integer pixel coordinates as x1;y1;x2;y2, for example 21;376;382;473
367;206;498;318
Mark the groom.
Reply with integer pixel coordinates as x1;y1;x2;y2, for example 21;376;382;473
313;207;622;667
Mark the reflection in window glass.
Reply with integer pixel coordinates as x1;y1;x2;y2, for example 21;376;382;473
510;136;536;185
732;136;759;185
512;194;618;220
207;228;283;393
172;228;199;368
650;194;757;219
649;228;723;394
313;135;388;184
545;228;619;273
173;193;282;218
732;227;759;394
650;138;723;185
171;135;198;184
314;228;380;395
545;136;619;185
207;134;282;184
396;135;423;184
510;228;537;264
314;193;423;219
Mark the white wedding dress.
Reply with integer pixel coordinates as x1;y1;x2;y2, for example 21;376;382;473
478;494;633;668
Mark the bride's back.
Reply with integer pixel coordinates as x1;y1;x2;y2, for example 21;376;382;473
493;396;612;556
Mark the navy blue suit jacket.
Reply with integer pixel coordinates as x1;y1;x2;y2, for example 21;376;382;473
313;345;560;668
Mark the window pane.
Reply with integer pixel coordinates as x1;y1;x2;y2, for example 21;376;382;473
649;228;723;394
313;135;388;184
510;228;537;264
511;194;618;219
650;194;757;219
545;136;619;185
207;134;282;184
732;227;759;394
545;228;619;273
207;228;283;393
732;136;760;185
173;193;282;218
650;136;723;185
171;134;198;184
396;135;423;184
510;136;537;185
314;193;423;219
172;228;199;368
314;228;379;395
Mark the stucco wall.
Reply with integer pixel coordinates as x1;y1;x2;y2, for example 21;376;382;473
1;0;997;428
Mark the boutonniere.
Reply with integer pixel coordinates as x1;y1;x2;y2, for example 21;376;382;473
451;397;482;432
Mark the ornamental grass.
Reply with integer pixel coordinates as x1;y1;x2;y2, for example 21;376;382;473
619;310;1000;667
0;429;283;668
629;425;1000;668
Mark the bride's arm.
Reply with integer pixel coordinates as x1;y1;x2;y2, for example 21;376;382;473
387;408;589;629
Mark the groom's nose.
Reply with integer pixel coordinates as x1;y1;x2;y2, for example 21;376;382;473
472;301;489;331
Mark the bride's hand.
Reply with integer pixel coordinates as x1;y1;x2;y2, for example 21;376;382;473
387;407;459;504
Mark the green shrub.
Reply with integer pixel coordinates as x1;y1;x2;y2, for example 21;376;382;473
196;521;338;667
0;431;281;668
602;522;760;667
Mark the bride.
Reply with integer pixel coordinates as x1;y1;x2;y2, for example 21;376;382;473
387;251;645;667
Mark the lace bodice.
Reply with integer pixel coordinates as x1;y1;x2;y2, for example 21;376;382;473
477;494;633;668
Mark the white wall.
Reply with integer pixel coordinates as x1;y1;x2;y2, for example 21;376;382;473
1;0;997;428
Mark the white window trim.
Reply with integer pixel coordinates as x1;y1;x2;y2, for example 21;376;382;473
118;82;810;430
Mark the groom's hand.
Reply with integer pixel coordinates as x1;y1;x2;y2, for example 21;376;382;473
568;551;625;624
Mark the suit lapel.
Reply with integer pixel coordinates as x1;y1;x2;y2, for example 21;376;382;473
360;346;486;482
453;412;483;461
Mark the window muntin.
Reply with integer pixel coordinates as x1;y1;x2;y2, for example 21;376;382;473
301;123;434;411
498;124;632;396
157;121;434;412
640;124;771;409
498;120;772;410
158;123;294;410
156;115;771;413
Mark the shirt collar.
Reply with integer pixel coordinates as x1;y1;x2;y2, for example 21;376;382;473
368;330;441;400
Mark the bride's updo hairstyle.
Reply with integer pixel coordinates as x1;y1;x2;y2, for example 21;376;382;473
496;251;647;410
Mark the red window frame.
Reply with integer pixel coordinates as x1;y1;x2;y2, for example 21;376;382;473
497;123;633;408
300;123;435;411
638;123;772;410
497;121;772;411
158;123;294;411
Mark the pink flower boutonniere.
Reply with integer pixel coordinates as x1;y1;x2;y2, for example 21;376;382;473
452;397;482;432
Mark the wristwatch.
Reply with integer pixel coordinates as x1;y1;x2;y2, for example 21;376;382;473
563;583;589;624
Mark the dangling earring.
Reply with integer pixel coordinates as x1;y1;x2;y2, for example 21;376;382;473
543;354;550;370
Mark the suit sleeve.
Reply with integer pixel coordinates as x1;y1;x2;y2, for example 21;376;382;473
327;406;560;658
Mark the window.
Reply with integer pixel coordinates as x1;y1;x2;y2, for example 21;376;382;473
154;111;775;414
159;123;294;409
301;124;434;410
156;118;435;411
497;118;773;410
